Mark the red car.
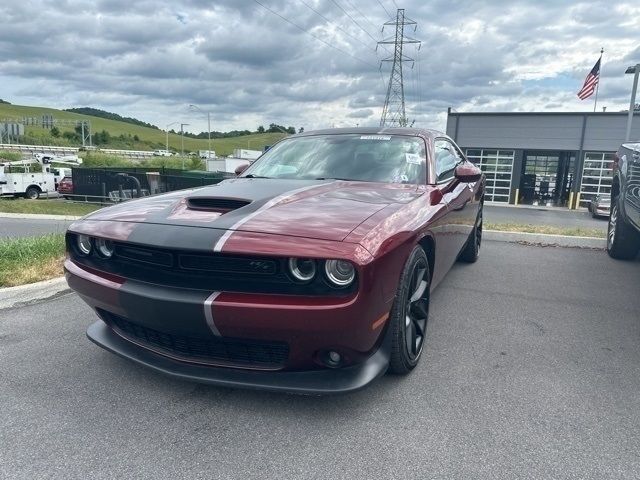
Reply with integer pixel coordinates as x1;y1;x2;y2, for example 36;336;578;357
57;176;73;199
65;128;484;393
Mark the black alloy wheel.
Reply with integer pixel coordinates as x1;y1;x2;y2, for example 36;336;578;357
459;204;483;263
389;245;430;374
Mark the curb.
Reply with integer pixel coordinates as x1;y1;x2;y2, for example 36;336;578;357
485;230;605;249
0;212;81;221
485;202;590;214
0;277;70;310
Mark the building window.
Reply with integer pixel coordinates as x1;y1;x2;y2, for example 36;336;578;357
579;152;614;207
465;149;515;202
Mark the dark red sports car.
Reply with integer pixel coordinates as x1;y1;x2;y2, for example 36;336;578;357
65;128;484;393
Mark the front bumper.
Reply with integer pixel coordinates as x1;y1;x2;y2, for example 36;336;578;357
66;257;392;393
87;320;391;394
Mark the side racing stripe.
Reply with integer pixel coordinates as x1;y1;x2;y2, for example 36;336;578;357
204;291;222;336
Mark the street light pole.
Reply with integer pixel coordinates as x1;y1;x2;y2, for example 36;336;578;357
180;123;190;167
625;64;640;142
207;111;211;155
165;122;178;152
189;104;212;157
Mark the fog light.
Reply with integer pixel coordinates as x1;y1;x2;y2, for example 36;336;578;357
96;238;114;258
76;234;92;255
323;350;342;368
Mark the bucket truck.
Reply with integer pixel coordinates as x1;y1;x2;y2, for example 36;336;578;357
0;153;83;199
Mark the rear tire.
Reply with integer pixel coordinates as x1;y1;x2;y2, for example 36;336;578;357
459;204;483;263
25;186;40;200
388;245;430;375
607;195;640;260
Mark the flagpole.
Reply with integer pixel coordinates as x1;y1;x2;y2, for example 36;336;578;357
593;47;603;112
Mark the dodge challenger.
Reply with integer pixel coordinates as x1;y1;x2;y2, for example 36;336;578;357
65;128;484;394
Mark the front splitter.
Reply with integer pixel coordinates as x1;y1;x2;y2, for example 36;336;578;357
86;320;391;395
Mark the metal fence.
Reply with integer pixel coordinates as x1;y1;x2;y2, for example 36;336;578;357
70;167;233;202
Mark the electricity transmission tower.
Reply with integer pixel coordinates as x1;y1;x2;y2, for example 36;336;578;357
378;9;420;127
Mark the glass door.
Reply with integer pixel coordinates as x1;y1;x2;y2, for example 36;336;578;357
520;151;575;207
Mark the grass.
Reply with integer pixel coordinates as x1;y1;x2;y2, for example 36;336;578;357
0;199;102;216
0;151;23;162
486;222;606;238
0;234;65;287
0;103;286;155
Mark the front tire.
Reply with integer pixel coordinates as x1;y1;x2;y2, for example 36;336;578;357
607;195;640;260
25;187;40;200
388;245;430;374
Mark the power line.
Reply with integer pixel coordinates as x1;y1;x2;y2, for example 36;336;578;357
342;0;378;32
299;0;373;52
253;0;377;68
376;0;392;18
328;0;380;46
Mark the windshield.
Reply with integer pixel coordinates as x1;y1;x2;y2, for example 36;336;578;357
242;134;426;184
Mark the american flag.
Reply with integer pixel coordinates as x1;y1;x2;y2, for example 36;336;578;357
577;57;601;100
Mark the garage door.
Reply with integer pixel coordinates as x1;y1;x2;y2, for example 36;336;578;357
579;152;614;207
465;149;514;203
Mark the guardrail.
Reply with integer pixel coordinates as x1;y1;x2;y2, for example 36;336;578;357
0;144;156;159
0;143;79;155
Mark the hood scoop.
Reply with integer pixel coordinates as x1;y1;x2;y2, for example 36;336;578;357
186;197;251;214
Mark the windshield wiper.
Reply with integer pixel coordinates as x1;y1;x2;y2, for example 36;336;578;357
314;177;353;181
244;174;270;178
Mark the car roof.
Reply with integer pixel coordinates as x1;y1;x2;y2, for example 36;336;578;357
295;127;444;141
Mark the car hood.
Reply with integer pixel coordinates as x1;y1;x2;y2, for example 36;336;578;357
83;178;423;241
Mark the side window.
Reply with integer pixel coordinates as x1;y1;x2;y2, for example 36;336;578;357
434;139;459;182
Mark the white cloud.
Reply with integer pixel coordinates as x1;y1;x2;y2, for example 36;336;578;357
0;0;638;133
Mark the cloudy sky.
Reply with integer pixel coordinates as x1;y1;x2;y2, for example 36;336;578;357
0;0;639;133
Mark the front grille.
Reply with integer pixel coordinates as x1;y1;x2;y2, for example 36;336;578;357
67;234;358;296
115;244;174;267
103;311;289;370
179;254;277;275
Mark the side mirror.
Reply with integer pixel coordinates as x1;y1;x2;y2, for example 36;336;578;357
234;164;249;175
454;162;482;183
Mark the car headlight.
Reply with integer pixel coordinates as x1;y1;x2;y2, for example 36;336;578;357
288;258;316;282
96;238;114;258
76;234;92;256
324;259;355;286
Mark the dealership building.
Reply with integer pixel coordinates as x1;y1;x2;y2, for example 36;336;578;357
446;110;640;208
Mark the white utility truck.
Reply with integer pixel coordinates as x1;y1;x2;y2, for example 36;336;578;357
0;153;83;199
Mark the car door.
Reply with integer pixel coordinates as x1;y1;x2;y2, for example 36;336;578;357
624;144;640;227
432;138;476;276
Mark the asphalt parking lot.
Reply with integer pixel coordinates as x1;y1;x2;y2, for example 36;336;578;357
1;241;639;479
0;217;72;239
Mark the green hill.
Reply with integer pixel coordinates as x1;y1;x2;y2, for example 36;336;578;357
0;103;286;156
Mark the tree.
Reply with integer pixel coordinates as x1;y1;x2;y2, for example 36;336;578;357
257;125;265;133
50;126;60;138
286;126;295;134
298;127;304;133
